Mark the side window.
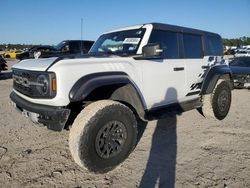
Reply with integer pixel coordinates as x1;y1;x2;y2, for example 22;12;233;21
70;42;81;52
206;35;223;56
84;42;94;52
183;33;203;58
148;30;179;59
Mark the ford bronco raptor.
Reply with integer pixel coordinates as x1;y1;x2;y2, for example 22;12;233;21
10;23;233;173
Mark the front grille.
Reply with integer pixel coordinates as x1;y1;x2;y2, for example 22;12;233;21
13;69;36;97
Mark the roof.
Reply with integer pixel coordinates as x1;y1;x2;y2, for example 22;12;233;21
150;22;220;36
62;40;94;43
105;22;220;37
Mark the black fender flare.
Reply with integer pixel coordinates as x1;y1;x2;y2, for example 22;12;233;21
200;65;233;95
69;72;147;118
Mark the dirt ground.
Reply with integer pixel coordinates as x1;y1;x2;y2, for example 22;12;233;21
0;60;249;188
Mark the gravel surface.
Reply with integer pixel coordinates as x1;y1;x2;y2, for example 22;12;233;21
0;60;249;188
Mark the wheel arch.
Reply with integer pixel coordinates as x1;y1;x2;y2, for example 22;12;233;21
201;65;234;95
69;72;147;120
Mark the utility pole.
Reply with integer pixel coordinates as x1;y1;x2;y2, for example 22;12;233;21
81;18;83;41
81;18;83;55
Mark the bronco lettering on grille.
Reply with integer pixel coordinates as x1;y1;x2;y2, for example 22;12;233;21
13;75;30;87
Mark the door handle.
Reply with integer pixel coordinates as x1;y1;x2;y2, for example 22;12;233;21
173;67;184;71
202;65;210;69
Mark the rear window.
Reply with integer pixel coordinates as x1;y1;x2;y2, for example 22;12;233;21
183;33;203;58
206;35;223;56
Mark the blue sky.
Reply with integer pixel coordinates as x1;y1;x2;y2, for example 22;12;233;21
0;0;250;45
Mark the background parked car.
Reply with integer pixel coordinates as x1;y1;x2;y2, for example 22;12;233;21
16;45;56;60
234;49;250;57
38;40;94;58
0;55;8;73
16;40;94;60
229;56;250;89
3;50;24;58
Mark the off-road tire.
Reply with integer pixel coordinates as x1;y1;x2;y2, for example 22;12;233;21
202;80;231;120
69;100;137;173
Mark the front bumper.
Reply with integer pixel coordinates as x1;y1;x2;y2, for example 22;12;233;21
10;92;70;131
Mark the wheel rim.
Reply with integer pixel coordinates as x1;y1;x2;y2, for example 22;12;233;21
95;120;127;159
217;89;229;112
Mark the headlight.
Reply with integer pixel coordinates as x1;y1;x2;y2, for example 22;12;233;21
36;75;49;96
33;73;56;98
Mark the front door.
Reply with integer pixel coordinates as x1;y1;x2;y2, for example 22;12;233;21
141;58;186;109
140;29;186;109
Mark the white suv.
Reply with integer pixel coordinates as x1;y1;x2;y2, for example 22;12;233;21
10;23;233;173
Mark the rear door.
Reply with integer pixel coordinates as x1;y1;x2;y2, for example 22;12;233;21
182;33;207;98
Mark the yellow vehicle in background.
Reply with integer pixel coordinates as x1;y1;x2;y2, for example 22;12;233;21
3;50;24;58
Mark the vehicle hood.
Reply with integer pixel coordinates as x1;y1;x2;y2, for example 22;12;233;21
12;57;58;71
230;66;250;75
12;55;134;71
12;54;135;72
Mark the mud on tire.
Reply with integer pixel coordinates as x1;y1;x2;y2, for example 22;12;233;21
69;100;137;173
202;80;232;120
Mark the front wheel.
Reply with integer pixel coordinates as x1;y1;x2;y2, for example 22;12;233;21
202;80;232;120
69;100;137;173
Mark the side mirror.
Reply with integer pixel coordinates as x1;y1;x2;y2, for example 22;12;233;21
142;43;163;58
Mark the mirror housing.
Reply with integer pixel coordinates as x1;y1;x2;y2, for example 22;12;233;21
142;43;163;58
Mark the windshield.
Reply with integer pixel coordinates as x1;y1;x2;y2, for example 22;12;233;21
55;41;66;50
230;58;250;67
89;29;146;55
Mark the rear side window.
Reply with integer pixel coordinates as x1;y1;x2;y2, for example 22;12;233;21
148;30;179;59
183;33;203;58
206;35;223;56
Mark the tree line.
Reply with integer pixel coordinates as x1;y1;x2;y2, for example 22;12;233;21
0;44;40;51
222;36;250;47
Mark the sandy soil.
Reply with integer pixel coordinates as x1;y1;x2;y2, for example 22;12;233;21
0;60;249;188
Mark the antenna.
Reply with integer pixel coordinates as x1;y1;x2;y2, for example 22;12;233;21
80;18;83;55
81;18;83;40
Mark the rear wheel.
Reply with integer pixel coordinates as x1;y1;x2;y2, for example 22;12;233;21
202;80;231;120
69;100;137;173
